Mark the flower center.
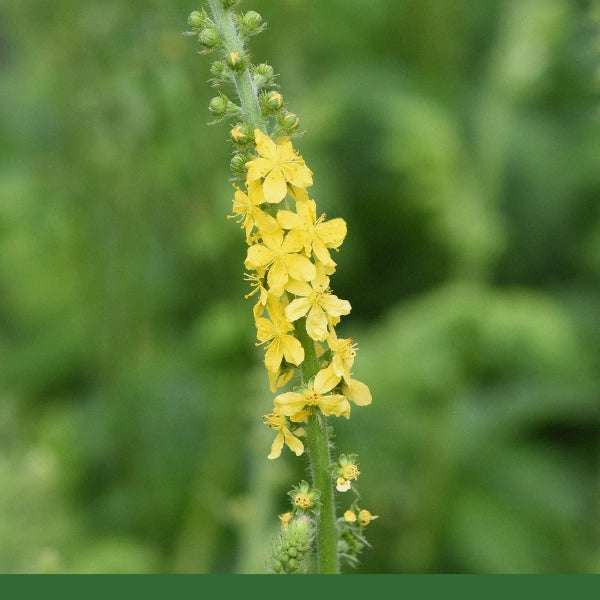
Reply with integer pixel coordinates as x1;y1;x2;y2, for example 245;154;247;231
341;464;360;480
294;493;312;509
304;389;320;406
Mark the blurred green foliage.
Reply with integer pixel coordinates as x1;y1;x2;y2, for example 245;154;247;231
1;0;600;573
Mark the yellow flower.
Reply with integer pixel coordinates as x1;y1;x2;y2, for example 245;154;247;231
274;365;350;419
245;129;313;204
228;181;269;242
327;331;372;406
255;297;304;373
285;275;351;342
343;510;357;523
276;199;347;267
245;228;316;296
358;509;379;527
263;412;304;459
327;332;358;382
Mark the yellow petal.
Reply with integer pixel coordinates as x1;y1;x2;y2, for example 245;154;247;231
246;156;273;182
266;259;289;293
274;391;307;416
267;430;284;460
263;168;288;204
245;244;274;270
276;210;303;230
306;306;328;341
285;278;312;297
312;238;336;267
318;394;351;419
264;339;283;373
281;229;305;253
283;162;313;189
255;317;275;343
321;294;351;317
284;253;316;283
342;378;372;406
316;218;347;248
281;335;305;366
285;297;312;322
314;365;341;394
283;428;304;456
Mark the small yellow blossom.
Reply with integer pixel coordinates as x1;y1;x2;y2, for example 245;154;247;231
276;199;347;267
342;464;360;480
245;228;316;296
228;181;277;242
294;493;312;510
274;365;350;419
263;412;304;459
358;509;379;527
245;129;313;204
344;510;357;523
255;297;304;373
327;332;358;382
285;276;351;342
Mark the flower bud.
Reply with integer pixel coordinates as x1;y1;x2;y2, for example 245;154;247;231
281;111;300;132
208;95;229;118
209;60;229;84
226;51;248;72
267;514;314;574
241;11;264;34
260;90;284;114
198;27;220;50
230;151;252;177
251;63;276;88
187;11;207;31
230;123;252;145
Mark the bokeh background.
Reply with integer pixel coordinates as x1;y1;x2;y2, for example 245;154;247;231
1;0;600;574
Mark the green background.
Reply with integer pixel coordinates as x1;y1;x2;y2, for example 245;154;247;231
1;0;599;573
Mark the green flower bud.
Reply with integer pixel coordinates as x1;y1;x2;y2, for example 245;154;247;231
198;27;220;50
251;63;276;88
208;95;229;118
230;151;252;177
226;51;248;72
230;123;252;145
209;60;228;83
239;11;265;36
260;90;284;114
281;111;300;132
187;11;206;31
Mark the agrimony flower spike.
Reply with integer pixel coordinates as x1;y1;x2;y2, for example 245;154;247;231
186;0;375;574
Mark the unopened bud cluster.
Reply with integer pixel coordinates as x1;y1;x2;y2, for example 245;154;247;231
268;513;314;574
186;2;300;176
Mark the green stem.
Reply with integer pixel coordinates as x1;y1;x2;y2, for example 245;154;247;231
207;0;264;130
294;318;340;574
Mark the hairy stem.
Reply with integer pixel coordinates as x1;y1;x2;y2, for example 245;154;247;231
207;0;264;130
294;318;339;574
